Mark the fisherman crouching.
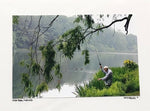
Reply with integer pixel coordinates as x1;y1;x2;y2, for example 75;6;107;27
97;65;113;87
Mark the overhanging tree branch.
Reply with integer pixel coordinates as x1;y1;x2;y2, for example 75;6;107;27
80;14;133;43
56;14;133;60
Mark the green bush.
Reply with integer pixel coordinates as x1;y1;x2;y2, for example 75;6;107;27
125;80;139;93
88;71;105;90
123;59;138;71
106;82;126;96
84;87;101;97
125;70;139;93
111;67;127;83
74;84;86;97
75;82;126;97
74;60;140;97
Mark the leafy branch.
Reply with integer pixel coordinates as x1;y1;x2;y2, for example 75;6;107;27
18;15;62;98
80;14;132;43
57;14;133;64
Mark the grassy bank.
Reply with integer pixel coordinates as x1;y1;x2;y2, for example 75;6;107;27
74;60;140;97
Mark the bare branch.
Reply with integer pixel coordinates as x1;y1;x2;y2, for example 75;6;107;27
30;15;59;46
39;15;59;37
35;16;42;63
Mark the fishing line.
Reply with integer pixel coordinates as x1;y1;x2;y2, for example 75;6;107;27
92;38;102;66
86;33;102;66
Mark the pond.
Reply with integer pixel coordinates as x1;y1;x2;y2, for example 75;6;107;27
41;52;138;98
13;50;138;98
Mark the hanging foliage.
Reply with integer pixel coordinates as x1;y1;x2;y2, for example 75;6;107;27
58;26;84;59
74;15;94;28
82;49;90;65
35;82;48;96
40;41;56;83
21;73;34;97
54;64;62;79
31;61;42;75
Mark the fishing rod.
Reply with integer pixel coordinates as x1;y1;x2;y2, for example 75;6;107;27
94;47;101;66
91;41;102;66
91;37;102;66
87;35;102;66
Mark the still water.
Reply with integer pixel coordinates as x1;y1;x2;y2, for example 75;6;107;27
41;52;138;97
13;51;138;98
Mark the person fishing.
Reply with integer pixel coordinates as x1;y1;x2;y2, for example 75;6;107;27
97;65;113;87
92;39;113;87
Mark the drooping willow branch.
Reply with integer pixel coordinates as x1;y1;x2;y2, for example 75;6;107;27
28;15;59;85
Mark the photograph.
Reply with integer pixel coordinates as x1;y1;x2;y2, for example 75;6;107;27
13;14;140;98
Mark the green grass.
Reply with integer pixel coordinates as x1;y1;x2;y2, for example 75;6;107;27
125;91;140;96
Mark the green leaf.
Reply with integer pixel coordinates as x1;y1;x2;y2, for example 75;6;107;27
56;83;61;92
40;41;56;83
20;60;25;66
13;16;19;24
39;46;45;51
35;82;48;96
73;15;83;23
82;50;90;65
54;64;63;79
84;15;94;28
31;62;41;75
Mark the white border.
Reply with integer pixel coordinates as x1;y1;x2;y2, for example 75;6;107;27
0;0;150;111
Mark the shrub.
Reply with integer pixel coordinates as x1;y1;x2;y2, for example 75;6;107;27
111;67;127;83
75;82;126;97
74;60;140;97
123;59;138;71
99;82;126;96
125;80;139;93
125;70;139;93
88;71;105;90
74;84;87;97
84;87;101;97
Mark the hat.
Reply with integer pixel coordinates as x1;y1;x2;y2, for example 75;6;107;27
104;66;108;69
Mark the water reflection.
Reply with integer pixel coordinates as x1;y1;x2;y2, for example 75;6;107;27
41;84;76;97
